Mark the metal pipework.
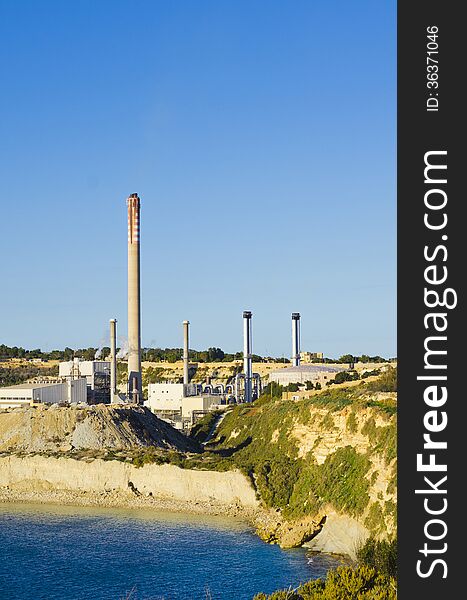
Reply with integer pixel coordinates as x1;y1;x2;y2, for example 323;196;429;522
243;310;253;403
110;318;117;402
183;320;190;385
292;312;301;367
127;193;142;403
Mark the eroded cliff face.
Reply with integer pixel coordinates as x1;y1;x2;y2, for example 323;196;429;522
0;454;258;509
288;402;397;539
209;388;397;554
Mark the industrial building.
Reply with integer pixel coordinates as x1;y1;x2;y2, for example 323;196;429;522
145;383;197;414
144;382;222;429
143;320;227;429
268;364;345;387
58;359;111;403
0;379;87;409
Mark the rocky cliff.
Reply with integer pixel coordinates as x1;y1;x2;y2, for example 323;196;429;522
205;380;397;556
0;454;258;509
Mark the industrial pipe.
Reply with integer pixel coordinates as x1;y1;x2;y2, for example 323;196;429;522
292;312;301;367
110;318;117;402
183;320;190;385
243;311;253;402
127;193;142;403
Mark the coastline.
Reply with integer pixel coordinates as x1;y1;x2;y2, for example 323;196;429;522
0;454;370;558
0;487;259;521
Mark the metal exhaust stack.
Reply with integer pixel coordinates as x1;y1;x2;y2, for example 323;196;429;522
243;311;253;403
292;312;301;367
127;193;142;403
109;319;117;402
183;320;190;385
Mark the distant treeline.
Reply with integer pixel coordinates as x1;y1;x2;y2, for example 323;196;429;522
0;365;59;387
0;343;393;364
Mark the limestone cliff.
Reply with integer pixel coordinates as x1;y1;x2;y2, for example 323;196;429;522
0;454;258;509
206;382;397;556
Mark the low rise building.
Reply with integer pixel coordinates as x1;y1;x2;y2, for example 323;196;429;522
59;359;110;403
144;382;225;429
300;351;324;363
268;364;344;387
181;395;220;421
0;379;87;409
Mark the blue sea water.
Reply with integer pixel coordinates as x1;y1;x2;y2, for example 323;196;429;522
0;504;346;600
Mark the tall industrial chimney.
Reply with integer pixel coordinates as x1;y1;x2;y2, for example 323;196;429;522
109;318;117;402
127;193;142;403
183;320;190;385
243;311;253;403
292;312;301;367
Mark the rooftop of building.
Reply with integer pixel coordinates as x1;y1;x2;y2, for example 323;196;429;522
0;382;65;391
270;364;344;374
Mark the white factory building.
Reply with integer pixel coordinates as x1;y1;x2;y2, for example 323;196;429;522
0;379;87;409
144;382;223;429
59;359;111;403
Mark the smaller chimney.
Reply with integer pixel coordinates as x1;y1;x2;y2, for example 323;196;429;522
183;320;190;385
110;319;117;402
292;313;301;367
243;311;253;403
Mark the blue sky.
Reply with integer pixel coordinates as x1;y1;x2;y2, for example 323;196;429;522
0;1;396;358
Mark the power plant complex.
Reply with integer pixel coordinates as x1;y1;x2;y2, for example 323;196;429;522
0;193;341;424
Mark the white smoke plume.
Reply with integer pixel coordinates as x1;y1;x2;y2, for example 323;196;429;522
94;331;108;360
116;338;129;359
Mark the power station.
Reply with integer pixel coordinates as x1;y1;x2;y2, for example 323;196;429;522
7;191;324;422
0;188;362;421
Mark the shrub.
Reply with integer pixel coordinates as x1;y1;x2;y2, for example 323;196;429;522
332;370;359;385
366;367;397;392
364;502;385;535
255;456;302;509
190;411;219;443
286;447;371;519
357;537;397;579
253;565;397;599
346;412;358;433
320;413;335;430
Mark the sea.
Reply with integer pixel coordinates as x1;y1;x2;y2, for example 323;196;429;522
0;503;347;600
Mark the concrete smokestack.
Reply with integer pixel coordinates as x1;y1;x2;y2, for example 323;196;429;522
183;320;190;385
292;312;301;367
109;319;117;402
243;311;253;403
127;193;142;403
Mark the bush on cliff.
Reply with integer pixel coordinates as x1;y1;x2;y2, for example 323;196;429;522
190;411;220;443
366;367;397;392
253;565;397;600
285;446;371;519
357;537;397;579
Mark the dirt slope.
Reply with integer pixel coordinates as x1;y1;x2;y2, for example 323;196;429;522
0;405;200;453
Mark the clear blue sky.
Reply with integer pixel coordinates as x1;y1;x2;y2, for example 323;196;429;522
0;0;396;359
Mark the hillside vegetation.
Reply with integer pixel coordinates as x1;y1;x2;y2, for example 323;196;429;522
253;565;396;600
199;371;397;541
128;370;397;546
